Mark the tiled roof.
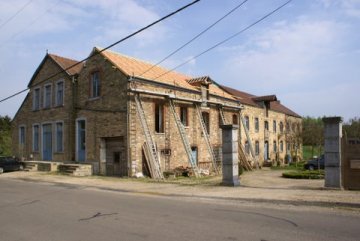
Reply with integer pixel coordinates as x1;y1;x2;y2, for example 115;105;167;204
28;53;82;87
220;85;301;118
97;47;196;91
96;47;236;100
48;54;83;76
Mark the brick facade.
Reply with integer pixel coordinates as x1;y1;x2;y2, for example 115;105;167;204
12;48;302;177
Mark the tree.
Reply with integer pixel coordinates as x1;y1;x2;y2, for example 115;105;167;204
0;115;12;155
343;117;360;138
302;116;324;157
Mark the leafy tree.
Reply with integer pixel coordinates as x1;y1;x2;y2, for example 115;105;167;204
302;116;324;157
343;117;360;138
0;115;12;155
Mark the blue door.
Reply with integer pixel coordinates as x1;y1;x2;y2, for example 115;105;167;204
264;141;269;161
42;124;52;161
191;147;198;165
77;120;86;162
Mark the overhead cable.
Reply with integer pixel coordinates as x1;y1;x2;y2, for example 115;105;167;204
153;0;292;81
0;0;201;103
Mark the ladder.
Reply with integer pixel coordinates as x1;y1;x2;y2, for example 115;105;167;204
220;107;252;170
239;112;259;168
219;107;227;125
168;99;200;177
134;94;163;179
195;105;219;174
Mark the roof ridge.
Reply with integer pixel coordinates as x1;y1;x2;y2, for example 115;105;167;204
48;53;80;63
95;46;193;79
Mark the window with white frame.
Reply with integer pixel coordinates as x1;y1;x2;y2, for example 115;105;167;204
273;120;277;133
273;140;277;152
254;117;259;132
55;80;64;106
90;71;100;98
19;126;26;146
43;84;52;108
255;141;259;155
33;88;40;110
244;116;250;131
33;125;40;152
56;122;63;152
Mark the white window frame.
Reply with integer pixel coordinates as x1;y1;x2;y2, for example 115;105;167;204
19;125;26;146
55;80;64;107
90;72;100;98
32;87;41;110
32;124;40;152
43;83;52;109
55;121;64;153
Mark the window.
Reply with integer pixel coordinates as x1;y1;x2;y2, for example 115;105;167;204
232;114;238;125
33;88;40;110
202;112;210;134
254;117;259;132
273;140;277;152
273;120;277;133
280;141;284;153
287;143;291;152
280;122;284;133
286;122;290;132
56;122;63;152
55;80;64;106
33;125;40;152
155;103;164;133
244;116;250;131
264;121;269;131
90;71;100;98
255;141;259;155
245;141;250;154
43;84;52;108
180;107;188;126
19;126;26;146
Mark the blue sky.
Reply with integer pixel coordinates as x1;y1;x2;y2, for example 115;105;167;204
0;0;359;120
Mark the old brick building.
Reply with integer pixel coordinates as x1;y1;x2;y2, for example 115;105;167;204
12;47;302;177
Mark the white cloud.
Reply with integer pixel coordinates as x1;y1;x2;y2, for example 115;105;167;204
221;18;345;91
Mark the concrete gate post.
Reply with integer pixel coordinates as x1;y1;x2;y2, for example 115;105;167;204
323;117;343;189
221;124;240;186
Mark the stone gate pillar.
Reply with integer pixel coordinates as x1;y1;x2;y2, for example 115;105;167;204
323;117;343;189
221;124;240;186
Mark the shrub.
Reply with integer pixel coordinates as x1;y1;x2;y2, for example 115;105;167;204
282;170;324;179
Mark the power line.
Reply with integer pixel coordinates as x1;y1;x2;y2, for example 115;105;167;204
0;0;201;104
0;0;62;48
153;0;292;81
139;0;249;78
0;0;34;30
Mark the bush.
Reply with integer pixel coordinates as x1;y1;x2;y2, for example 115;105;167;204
282;170;324;179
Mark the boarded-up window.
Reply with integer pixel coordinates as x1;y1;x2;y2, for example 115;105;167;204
180;107;188;126
202;112;210;134
155;103;164;133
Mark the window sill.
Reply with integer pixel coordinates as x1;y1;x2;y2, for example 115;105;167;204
155;132;165;135
88;96;101;101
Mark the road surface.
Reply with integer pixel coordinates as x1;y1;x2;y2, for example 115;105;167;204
0;179;359;241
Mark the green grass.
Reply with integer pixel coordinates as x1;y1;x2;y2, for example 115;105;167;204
303;145;323;161
282;170;324;179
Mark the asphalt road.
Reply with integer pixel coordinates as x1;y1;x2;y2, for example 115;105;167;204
0;179;359;241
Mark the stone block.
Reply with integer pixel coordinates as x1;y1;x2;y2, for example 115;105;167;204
325;167;342;188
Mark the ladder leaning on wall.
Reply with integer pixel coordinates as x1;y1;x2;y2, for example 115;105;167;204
239;112;259;169
219;107;253;171
134;94;163;179
195;105;219;175
168;99;200;177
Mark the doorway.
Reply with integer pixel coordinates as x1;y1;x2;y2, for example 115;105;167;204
42;124;52;161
